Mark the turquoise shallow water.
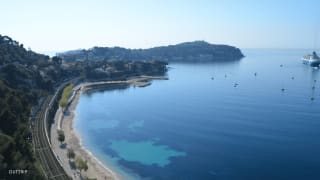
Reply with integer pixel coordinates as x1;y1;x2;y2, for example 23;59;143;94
109;140;186;167
75;49;320;180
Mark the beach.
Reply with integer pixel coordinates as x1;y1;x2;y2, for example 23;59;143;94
50;76;168;180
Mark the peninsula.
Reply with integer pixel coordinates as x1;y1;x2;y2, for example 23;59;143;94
58;41;244;62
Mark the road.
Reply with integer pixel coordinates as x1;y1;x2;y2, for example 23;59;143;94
32;81;74;180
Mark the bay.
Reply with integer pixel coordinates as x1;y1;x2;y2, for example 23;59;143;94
75;49;320;180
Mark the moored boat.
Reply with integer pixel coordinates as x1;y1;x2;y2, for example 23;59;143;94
302;51;320;67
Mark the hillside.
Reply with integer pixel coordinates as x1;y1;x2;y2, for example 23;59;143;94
0;35;54;179
58;41;244;62
0;35;168;179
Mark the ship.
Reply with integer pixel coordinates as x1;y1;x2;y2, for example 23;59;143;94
302;51;320;67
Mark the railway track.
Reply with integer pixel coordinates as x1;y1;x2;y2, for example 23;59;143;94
32;83;72;180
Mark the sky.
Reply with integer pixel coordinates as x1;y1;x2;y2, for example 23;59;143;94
1;0;320;52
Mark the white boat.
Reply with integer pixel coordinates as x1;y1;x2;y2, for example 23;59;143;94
302;51;320;67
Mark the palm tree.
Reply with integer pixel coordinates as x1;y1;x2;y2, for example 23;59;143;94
76;157;88;177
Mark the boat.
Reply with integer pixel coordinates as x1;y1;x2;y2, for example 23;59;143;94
302;51;320;67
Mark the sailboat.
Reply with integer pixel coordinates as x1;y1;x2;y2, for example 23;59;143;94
302;51;320;67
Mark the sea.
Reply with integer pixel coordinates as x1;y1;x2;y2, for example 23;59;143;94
74;49;320;180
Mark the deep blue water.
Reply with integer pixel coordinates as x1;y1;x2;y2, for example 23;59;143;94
75;49;320;180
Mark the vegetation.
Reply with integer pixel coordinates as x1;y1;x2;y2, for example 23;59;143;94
0;35;50;179
58;41;244;62
57;130;65;144
83;60;168;80
75;157;88;176
0;34;168;179
59;83;74;107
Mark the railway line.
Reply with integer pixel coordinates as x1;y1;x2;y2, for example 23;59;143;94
32;81;73;180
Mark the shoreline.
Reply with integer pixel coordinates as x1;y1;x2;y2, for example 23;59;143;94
51;76;168;180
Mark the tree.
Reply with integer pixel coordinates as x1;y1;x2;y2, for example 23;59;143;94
75;157;88;177
52;56;62;65
57;130;65;144
59;83;74;107
0;35;81;179
67;148;75;161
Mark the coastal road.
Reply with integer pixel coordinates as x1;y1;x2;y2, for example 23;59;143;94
32;81;75;180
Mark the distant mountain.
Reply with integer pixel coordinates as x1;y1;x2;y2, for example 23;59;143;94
58;41;244;62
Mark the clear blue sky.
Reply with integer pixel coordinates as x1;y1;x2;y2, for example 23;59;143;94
1;0;320;52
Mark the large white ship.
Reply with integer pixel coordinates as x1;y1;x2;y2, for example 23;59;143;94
302;51;320;67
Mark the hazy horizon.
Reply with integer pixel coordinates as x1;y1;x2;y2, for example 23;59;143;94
2;0;320;52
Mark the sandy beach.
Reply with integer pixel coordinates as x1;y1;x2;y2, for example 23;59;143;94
50;76;167;180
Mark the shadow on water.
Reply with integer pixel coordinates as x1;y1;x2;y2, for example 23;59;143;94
84;83;130;96
169;58;242;66
168;59;242;75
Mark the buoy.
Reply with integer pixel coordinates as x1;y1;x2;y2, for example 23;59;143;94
281;88;285;92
